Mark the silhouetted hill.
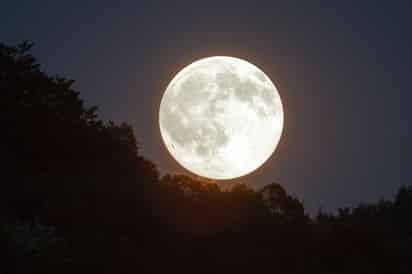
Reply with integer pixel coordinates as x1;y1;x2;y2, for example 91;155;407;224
1;42;411;274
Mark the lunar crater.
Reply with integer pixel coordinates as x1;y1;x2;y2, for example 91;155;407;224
159;56;283;179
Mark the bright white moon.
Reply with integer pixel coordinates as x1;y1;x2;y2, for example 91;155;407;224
159;56;284;180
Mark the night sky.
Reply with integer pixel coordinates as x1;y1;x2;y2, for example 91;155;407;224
2;1;410;213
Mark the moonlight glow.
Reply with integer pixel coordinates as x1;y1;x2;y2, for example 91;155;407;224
159;56;284;180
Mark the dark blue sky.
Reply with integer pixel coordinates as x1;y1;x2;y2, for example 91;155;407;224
2;1;410;213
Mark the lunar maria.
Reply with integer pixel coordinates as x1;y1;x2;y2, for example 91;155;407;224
159;56;284;180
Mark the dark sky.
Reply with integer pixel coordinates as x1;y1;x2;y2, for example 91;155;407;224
2;1;410;213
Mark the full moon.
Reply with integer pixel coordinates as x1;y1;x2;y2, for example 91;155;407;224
159;56;284;180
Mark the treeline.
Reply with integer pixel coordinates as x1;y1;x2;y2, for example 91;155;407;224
1;42;411;274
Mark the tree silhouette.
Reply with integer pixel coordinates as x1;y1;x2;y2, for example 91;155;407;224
1;41;411;274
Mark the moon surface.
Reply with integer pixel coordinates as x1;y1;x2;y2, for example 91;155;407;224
159;56;283;180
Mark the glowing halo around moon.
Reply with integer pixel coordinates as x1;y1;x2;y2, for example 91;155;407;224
159;56;284;180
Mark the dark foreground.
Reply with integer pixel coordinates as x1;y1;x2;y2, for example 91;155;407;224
1;42;411;274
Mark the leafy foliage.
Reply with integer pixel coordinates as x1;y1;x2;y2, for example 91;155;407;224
1;42;411;274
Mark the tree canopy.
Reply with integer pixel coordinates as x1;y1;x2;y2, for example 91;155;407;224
1;42;411;274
